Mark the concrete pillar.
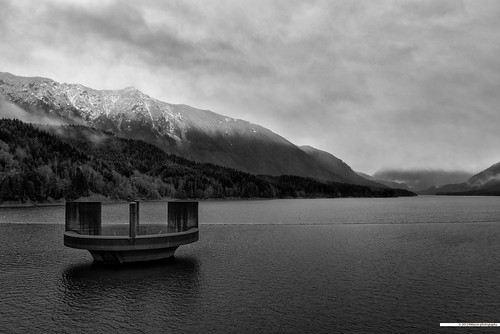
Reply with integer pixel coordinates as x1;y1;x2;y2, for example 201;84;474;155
129;202;137;239
65;202;79;232
135;200;140;234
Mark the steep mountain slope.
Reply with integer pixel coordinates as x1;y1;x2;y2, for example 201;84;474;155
299;146;387;188
429;162;500;195
0;72;370;184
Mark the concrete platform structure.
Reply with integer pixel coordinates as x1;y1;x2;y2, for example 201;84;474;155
64;201;199;264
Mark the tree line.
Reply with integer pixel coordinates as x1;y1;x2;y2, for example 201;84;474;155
0;119;413;203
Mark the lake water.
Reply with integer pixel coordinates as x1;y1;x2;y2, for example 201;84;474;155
1;196;500;333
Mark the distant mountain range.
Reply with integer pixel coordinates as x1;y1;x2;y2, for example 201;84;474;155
371;169;473;193
423;162;500;195
0;71;385;188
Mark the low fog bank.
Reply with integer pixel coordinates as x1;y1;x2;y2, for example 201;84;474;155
373;169;474;192
0;95;66;125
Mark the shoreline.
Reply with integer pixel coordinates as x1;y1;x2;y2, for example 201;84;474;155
0;193;423;209
0;195;127;208
0;197;270;208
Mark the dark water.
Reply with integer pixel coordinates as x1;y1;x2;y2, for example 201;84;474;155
1;196;500;333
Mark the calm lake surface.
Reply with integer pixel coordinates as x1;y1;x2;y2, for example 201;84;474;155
1;196;500;333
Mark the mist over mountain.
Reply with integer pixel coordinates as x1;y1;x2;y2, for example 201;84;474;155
426;162;500;196
355;172;410;191
373;169;473;192
0;94;66;125
0;71;378;187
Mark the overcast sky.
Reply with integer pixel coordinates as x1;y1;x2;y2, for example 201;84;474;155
1;0;499;174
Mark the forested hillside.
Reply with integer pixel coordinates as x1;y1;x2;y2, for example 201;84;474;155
0;119;413;203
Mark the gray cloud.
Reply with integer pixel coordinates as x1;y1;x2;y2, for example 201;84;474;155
1;0;500;174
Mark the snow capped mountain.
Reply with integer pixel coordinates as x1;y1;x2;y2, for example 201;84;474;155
0;72;280;143
0;71;381;186
0;72;194;141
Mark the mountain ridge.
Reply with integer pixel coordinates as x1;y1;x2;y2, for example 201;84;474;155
0;71;379;187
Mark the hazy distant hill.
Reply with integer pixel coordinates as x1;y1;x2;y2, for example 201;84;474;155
428;162;500;195
0;72;376;186
355;171;410;190
373;169;473;192
299;146;387;188
0;119;413;203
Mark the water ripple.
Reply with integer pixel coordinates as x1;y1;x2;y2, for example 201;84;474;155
2;198;500;333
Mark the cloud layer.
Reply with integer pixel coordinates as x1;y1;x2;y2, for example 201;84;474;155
2;0;500;173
